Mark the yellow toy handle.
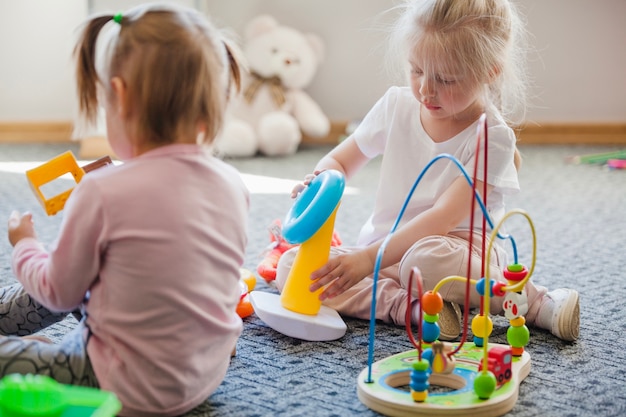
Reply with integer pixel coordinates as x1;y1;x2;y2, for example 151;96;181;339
280;205;339;315
279;169;345;315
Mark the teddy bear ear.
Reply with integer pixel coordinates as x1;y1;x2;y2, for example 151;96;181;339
305;33;325;64
245;15;279;40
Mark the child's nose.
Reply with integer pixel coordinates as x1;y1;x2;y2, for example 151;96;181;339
420;79;436;98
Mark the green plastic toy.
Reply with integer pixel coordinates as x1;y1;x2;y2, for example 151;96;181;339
0;374;121;417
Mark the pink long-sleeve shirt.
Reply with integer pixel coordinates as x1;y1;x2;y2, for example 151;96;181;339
12;144;249;416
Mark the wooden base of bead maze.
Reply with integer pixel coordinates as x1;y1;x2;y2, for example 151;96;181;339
357;342;530;417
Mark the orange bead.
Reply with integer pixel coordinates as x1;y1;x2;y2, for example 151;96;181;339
422;291;443;315
511;346;525;356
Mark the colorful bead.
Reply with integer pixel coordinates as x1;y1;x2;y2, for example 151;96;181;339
475;278;494;297
422;291;443;315
510;316;526;327
471;315;493;338
493;282;507;297
422;320;440;343
474;371;497;399
503;264;528;282
410;359;431;402
507;324;530;349
423;313;439;323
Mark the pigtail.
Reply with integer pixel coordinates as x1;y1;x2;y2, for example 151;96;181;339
223;41;242;94
74;15;115;124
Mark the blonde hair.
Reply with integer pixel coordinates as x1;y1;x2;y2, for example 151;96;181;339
387;0;529;126
75;4;240;145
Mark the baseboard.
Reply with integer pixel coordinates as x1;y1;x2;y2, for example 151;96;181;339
0;121;73;143
517;123;626;145
2;121;625;149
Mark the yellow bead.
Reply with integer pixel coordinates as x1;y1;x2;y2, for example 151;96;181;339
471;315;494;338
510;316;526;327
411;390;428;402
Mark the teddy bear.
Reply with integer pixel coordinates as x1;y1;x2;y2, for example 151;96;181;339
215;15;330;157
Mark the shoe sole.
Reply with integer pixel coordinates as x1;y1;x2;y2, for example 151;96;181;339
556;290;579;341
438;302;461;341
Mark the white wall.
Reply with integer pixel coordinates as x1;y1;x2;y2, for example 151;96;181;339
0;0;87;121
1;0;624;125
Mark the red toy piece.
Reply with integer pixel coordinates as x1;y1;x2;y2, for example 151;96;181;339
257;219;341;284
236;269;256;318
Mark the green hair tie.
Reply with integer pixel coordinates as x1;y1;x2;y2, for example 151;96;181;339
113;13;123;24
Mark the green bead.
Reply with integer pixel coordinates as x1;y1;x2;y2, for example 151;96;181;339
507;324;530;347
423;313;439;323
412;358;430;371
508;263;523;272
474;371;497;399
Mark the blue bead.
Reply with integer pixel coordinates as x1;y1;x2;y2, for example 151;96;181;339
422;348;434;365
476;278;494;297
410;381;429;392
474;336;484;347
422;321;440;343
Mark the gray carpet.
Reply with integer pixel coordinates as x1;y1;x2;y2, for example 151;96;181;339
0;142;625;416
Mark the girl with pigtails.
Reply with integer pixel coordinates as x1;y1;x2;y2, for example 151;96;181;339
5;4;248;416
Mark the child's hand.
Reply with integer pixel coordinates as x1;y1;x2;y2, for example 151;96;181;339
8;211;36;247
290;170;323;199
309;250;373;300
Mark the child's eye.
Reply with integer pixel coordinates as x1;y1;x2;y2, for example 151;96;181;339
436;75;456;85
410;68;423;76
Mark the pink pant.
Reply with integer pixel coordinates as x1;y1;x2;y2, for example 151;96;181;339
275;231;546;326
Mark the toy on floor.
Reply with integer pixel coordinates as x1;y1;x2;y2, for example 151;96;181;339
257;219;342;284
564;149;626;165
250;170;347;341
357;115;535;417
237;268;257;318
26;151;113;216
0;373;121;417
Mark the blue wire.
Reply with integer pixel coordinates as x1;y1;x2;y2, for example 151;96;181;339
365;153;518;383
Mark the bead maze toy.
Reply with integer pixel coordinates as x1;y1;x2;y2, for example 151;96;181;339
249;169;347;341
0;373;121;417
26;151;113;216
357;114;536;417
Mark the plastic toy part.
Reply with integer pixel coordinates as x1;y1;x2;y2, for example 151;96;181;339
0;373;121;417
280;205;340;315
26;152;113;216
26;151;85;216
237;268;256;319
249;169;347;341
281;169;345;244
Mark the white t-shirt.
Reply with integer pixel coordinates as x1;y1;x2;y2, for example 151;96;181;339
353;86;520;246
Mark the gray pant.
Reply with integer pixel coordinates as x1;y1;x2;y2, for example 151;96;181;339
0;283;98;386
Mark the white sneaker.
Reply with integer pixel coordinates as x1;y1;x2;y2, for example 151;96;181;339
534;288;580;341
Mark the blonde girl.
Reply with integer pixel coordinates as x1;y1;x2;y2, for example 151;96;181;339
5;4;248;416
277;0;579;342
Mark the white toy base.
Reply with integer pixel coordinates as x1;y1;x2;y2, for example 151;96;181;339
249;291;347;341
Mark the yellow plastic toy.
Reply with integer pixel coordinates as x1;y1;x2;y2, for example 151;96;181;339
279;205;339;315
26;151;112;216
250;170;347;341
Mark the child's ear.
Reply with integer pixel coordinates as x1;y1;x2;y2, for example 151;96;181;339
110;77;129;117
487;64;501;83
